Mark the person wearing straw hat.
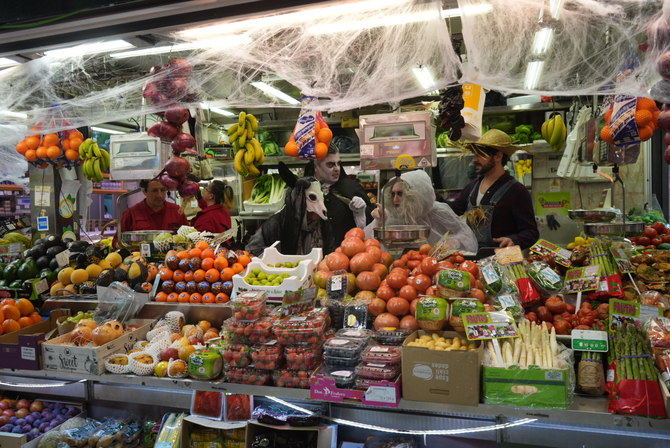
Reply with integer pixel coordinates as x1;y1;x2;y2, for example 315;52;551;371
451;129;539;251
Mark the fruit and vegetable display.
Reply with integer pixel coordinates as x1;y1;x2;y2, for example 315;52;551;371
628;221;670;250
246;174;287;205
0;397;80;440
15;129;84;169
541;114;567;151
405;334;477;351
510;124;542;145
79;138;111;182
65;319;126;347
0;298;42;334
228;112;264;177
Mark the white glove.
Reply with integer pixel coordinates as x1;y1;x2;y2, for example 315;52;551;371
349;196;366;212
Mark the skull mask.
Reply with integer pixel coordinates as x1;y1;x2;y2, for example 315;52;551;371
305;179;327;220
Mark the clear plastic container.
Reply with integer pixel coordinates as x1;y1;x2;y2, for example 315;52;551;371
272;369;311;389
361;345;402;365
232;291;267;321
355;362;400;380
223;317;275;344
355;376;397;390
222;344;252;368
251;342;283;370
322;368;356;389
323;337;367;358
335;328;373;343
225;367;271;385
274;313;327;346
284;344;323;370
324;353;359;368
374;328;410;346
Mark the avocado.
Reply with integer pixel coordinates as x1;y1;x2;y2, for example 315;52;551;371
49;258;60;271
18;258;38;280
45;245;65;258
36;256;50;270
114;267;128;282
85;244;108;263
79;281;96;294
21;280;33;295
22;249;31;259
44;235;62;248
3;264;18;282
9;279;23;289
31;244;47;258
40;268;57;283
67;241;90;253
117;248;131;259
0;280;7;288
33;238;45;247
62;238;74;245
69;252;88;269
97;269;115;287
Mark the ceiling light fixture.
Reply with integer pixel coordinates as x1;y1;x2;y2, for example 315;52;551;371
441;3;493;18
0;110;27;119
531;27;554;55
524;61;544;90
549;0;565;19
412;66;437;90
110;36;251;59
90;125;127;135
251;81;300;105
45;39;134;58
200;103;236;117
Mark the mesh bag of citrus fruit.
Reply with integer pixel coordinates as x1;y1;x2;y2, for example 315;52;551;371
284;96;333;159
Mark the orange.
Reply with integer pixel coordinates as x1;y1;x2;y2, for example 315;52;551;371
237;255;251;267
69;130;84;140
214;257;228;270
47;145;62;159
28;312;43;324
204;269;220;283
636;97;657;111
184;271;195;282
18;317;33;328
284;141;299;157
43;134;59;146
639;125;654;141
221;268;235;281
65;149;79;161
1;305;20;321
2;319;20;334
61;139;71;150
159;268;174;281
202;293;216;304
25;136;40;150
193;269;206;282
231;263;244;274
16;141;28;155
177;251;190;260
317;128;333;143
635;109;653;127
24;149;37;162
603;108;612;123
215;293;229;304
178;292;190;303
195;241;209;251
36;146;49;159
166;292;179;303
172;270;185;282
201;248;215;260
154;292;168;302
599;126;614;144
69;138;83;150
201;258;214;271
315;142;328;160
188;248;202;258
189;293;202;303
16;298;34;316
2;299;15;306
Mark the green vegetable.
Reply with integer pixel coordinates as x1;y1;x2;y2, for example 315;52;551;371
527;262;563;292
436;131;450;148
515;124;534;135
481;263;503;296
249;174;286;204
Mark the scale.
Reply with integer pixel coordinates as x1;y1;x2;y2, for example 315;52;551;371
357;111;436;255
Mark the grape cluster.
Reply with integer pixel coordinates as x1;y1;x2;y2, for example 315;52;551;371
438;85;465;141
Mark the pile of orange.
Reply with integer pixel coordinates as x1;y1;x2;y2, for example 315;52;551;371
600;97;660;144
284;115;333;159
15;130;84;167
153;241;252;305
0;298;43;335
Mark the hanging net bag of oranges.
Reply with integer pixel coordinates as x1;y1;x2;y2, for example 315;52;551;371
284;96;333;160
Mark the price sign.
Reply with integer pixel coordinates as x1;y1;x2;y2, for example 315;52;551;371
530;239;572;267
571;329;608;352
461;311;519;341
327;272;349;301
563;265;600;293
364;386;397;404
610;248;634;274
56;249;71;268
609;299;662;330
494;245;524;265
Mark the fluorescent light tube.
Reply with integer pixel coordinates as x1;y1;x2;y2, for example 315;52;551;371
412;66;436;90
441;3;493;18
549;0;565;19
0;58;19;68
45;39;134;58
90;126;126;135
0;110;27;119
110;36;250;59
251;82;300;105
208;107;236;117
532;27;554;55
524;61;544;90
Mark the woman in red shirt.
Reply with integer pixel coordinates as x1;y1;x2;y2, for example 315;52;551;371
191;180;233;233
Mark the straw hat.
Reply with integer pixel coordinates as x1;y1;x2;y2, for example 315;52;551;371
466;129;518;156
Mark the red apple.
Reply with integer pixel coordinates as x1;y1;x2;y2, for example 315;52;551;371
15;408;29;418
16;399;30;409
160;347;179;362
188;337;202;346
29;401;44;412
1;409;14;418
0;402;8;410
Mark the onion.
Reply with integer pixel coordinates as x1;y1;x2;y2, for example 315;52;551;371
659;51;670;79
142;81;160;99
665;146;670;164
165;156;190;178
148;121;179;140
149;65;163;76
665;132;670;145
647;17;670;49
150;92;170;106
181;92;199;103
164;107;190;126
169;58;193;79
171;133;196;153
659;110;670;130
158;173;180;191
160;78;188;99
178;181;199;198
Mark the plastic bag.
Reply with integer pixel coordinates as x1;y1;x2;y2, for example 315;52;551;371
94;282;147;323
490;294;523;322
506;262;541;308
286;96;332;159
655;349;670;390
479;256;515;297
645;317;670;348
578;352;606;396
527;261;564;297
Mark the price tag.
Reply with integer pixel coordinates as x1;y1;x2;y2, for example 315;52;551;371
56;249;70;268
364;386;397;404
529;239;572;267
140;243;151;258
327;272;348;301
34;278;48;294
461;311;519;340
571;329;608;352
37;216;49;232
20;346;36;361
563;265;600;293
150;273;161;299
494;246;524;265
609;299;662;330
610;248;634;274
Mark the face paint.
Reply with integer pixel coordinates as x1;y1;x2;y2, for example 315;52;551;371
305;180;327;220
314;154;340;185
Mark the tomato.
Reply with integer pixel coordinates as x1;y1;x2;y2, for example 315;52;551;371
644;226;658;238
662;235;670;244
408;274;432;292
419;257;439;276
376;285;396;301
386;272;408;289
425;286;437;296
459;260;479;279
638;236;651;246
469;288;486;303
545;296;567;314
652;237;663;246
647;245;657;250
553;319;572;335
407;260;421;270
398;284;418;301
436;261;456;270
652;222;667;234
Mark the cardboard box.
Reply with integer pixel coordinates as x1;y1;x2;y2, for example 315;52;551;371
310;374;401;407
401;330;482;406
482;366;571;409
41;318;154;374
0;309;69;370
245;421;336;448
659;377;670;417
180;415;246;448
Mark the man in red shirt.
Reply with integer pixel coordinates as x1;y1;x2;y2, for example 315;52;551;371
119;179;188;234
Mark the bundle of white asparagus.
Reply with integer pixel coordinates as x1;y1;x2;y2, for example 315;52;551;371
485;320;569;369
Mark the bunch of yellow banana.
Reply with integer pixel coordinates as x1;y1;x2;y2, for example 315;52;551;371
566;236;596;249
541;114;567;151
79;138;110;182
228;112;264;177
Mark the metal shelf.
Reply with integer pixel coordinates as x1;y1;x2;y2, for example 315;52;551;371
483;102;571;115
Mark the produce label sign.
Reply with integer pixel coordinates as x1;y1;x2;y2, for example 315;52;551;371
563;265;600;293
280;287;316;316
529;239;572;267
609;299;662;330
609;248;634;274
327;272;348;301
534;192;571;216
461;312;519;341
495;246;524;265
571;329;608;352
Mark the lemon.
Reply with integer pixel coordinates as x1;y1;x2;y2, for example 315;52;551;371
58;267;74;286
85;264;103;279
105;252;123;268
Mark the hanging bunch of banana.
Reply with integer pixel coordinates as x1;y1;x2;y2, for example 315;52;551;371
228;112;264;177
541;114;567;151
79;138;110;182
